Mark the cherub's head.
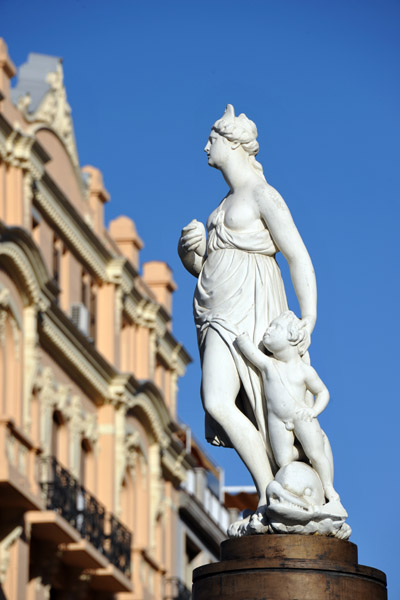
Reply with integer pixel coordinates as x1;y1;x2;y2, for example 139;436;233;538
262;311;304;355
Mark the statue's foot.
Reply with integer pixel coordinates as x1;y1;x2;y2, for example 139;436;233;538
324;485;340;503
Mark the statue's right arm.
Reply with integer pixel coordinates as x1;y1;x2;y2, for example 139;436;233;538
178;219;207;278
236;333;269;372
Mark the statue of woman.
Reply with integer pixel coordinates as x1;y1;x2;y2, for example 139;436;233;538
178;105;317;508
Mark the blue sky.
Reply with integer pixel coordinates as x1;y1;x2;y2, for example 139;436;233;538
2;0;400;596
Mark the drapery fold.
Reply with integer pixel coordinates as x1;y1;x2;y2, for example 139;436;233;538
193;206;288;463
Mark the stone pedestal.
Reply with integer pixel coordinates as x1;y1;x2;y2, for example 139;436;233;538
192;535;387;599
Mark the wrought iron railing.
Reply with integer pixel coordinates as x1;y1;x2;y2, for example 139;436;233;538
41;456;131;577
104;515;132;576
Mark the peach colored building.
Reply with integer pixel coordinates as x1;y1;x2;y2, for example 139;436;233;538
0;40;233;600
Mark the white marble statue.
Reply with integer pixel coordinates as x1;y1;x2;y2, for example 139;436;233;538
236;312;340;505
178;105;350;539
234;312;350;538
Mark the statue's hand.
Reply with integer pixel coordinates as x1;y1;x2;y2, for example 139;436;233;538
235;332;249;348
298;316;314;355
179;220;206;257
236;332;249;341
296;406;316;422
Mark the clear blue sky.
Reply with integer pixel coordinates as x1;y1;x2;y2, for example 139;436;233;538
3;0;400;596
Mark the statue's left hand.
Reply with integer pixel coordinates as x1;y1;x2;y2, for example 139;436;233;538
298;317;314;355
296;406;316;422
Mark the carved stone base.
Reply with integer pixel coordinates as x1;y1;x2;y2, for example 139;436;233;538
192;535;387;599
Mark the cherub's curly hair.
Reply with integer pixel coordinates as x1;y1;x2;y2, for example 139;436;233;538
279;311;305;351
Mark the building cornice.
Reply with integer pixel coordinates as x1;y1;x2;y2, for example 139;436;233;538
35;176;110;280
0;115;50;180
38;308;115;403
1;115;190;378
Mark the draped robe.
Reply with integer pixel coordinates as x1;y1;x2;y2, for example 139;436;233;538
193;203;288;464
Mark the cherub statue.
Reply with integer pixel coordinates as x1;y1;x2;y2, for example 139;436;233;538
233;311;350;538
236;311;341;507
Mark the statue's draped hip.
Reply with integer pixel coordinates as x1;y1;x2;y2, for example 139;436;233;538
193;209;288;458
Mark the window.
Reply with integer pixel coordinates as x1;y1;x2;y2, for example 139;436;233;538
51;411;63;457
52;235;61;284
89;283;97;342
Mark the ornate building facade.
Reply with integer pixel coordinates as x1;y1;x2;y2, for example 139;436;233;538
0;40;232;600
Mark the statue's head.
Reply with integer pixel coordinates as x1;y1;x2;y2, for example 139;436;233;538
213;104;259;157
263;311;305;354
205;104;264;177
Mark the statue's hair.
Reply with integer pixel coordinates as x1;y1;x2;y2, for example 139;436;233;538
275;311;305;351
212;105;265;179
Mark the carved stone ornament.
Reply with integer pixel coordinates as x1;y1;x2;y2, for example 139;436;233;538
178;105;351;539
11;53;79;168
0;526;23;584
0;285;21;358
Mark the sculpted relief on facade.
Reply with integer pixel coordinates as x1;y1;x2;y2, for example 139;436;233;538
178;104;351;539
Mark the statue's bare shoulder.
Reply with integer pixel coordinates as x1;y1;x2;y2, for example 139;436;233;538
253;181;290;215
252;182;302;258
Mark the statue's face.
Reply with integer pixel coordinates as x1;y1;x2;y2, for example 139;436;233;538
263;318;289;353
204;130;230;169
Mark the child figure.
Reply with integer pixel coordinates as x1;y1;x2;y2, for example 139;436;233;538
236;311;339;504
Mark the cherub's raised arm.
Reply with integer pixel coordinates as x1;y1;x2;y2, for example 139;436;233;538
236;333;269;372
304;365;330;416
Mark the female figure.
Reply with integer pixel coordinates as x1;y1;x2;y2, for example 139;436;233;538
178;105;316;507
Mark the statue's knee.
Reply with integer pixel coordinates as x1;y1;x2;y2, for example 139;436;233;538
203;395;224;423
276;454;292;469
309;453;324;468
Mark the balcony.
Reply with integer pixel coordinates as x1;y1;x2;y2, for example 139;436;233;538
41;457;106;553
26;456;132;593
104;514;132;577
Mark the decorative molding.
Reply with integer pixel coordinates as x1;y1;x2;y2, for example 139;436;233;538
0;126;46;181
0;526;23;584
0;286;21;357
34;365;98;465
160;449;186;484
23;305;39;432
126;430;141;469
129;392;169;449
16;60;80;170
23;171;34;230
0;242;42;306
123;295;148;327
39;312;109;400
35;181;108;280
36;365;56;453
